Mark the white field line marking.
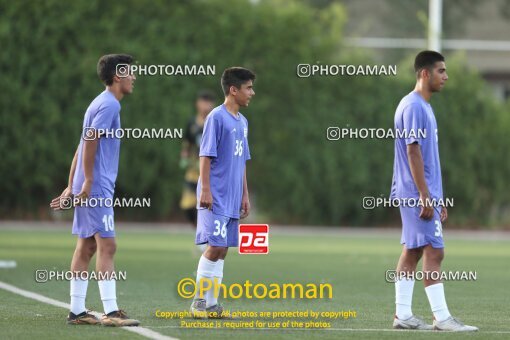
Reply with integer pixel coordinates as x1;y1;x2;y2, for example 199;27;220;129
0;281;177;340
0;260;17;268
151;325;506;334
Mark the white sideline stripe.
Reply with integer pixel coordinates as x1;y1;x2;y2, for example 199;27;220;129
0;260;17;268
0;281;177;340
151;325;509;334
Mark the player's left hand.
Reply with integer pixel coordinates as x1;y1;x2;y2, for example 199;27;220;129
49;187;72;210
440;206;448;223
240;195;250;219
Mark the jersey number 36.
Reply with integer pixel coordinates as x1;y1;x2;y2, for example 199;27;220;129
213;219;227;238
234;140;243;157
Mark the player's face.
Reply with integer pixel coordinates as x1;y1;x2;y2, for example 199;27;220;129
114;64;136;95
119;67;136;95
428;61;448;92
233;80;255;107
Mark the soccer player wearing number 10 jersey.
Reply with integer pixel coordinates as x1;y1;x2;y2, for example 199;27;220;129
50;54;139;326
190;67;255;318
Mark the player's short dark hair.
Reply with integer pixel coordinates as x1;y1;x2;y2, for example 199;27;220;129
221;67;256;96
196;89;216;102
414;51;444;78
97;54;134;86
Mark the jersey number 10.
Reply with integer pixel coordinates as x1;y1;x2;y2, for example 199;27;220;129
102;214;115;232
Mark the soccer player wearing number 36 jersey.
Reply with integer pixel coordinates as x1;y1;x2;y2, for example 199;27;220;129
190;67;255;318
390;51;477;332
50;54;139;327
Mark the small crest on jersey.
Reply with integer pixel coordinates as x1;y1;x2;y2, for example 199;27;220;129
244;128;248;138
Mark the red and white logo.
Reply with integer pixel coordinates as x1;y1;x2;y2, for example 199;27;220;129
238;224;269;254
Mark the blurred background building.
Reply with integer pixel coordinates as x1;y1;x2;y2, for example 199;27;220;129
337;0;510;101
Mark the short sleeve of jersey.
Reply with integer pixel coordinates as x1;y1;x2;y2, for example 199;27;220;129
402;103;426;145
91;101;120;131
200;113;220;158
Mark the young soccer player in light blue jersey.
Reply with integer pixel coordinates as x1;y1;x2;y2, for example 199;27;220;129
190;67;255;318
390;51;477;332
50;54;139;327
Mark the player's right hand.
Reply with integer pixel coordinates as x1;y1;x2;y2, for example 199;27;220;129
49;187;72;210
418;194;434;220
199;188;213;210
76;179;92;200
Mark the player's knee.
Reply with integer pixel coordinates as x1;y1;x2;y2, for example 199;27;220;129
433;251;444;263
220;248;228;259
403;247;422;262
76;243;96;260
87;243;97;257
204;251;220;262
98;241;117;257
106;242;117;257
415;249;423;261
425;248;444;263
204;246;224;261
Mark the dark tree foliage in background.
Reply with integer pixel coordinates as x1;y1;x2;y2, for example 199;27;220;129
1;0;509;227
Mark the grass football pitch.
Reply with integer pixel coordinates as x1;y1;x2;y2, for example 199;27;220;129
0;225;508;339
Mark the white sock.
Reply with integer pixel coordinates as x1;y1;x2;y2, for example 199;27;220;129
425;283;451;322
206;259;224;308
70;278;88;315
98;280;119;315
195;255;217;300
395;278;414;320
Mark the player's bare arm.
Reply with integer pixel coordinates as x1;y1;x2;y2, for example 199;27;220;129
407;143;434;220
240;167;250;219
440;206;447;222
199;156;213;209
76;138;99;199
50;147;79;210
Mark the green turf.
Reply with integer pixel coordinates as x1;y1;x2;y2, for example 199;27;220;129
0;227;508;339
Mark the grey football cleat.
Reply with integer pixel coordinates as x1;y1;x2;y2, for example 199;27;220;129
206;303;234;319
393;315;433;330
433;316;478;332
190;298;207;319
